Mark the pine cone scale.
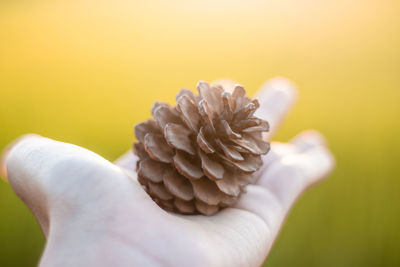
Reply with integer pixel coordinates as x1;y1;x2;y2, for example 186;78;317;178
144;133;174;163
148;182;173;201
215;172;241;197
163;168;194;201
153;105;182;129
174;198;195;214
164;123;196;155
175;89;198;104
133;143;149;161
134;120;161;143
242;120;269;133
138;158;166;183
195;199;218;216
176;94;201;132
217;119;242;139
196;127;216;154
173;151;204;180
199;150;224;180
191;178;221;206
231;134;269;155
197;100;215;132
216;139;244;161
197;81;224;116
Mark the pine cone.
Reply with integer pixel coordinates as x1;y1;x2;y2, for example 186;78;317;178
133;81;270;215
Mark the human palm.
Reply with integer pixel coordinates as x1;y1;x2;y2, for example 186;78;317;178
1;78;334;267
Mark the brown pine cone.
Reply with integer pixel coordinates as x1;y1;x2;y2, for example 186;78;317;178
133;81;270;215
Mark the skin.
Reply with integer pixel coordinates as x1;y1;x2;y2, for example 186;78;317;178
0;78;334;267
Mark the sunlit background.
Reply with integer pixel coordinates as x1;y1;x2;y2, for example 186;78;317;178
0;0;399;266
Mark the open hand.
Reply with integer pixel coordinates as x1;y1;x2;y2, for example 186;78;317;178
1;78;334;267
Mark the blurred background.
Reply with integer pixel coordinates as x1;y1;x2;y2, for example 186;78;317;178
0;0;399;266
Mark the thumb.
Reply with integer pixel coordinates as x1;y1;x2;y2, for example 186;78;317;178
0;134;126;236
1;135;53;235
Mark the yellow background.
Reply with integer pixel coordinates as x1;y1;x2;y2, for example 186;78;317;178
0;0;399;266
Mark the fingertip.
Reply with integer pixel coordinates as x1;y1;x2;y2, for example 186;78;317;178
320;145;336;172
1;134;42;181
299;145;336;184
290;130;328;152
254;77;298;137
315;145;335;170
294;130;336;173
256;77;298;105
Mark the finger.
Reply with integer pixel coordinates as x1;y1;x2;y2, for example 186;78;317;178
254;142;295;179
1;134;67;234
254;77;297;139
205;138;333;266
1;135;128;233
1;134;41;181
2;135;100;196
2;134;137;198
257;130;327;176
235;147;334;240
233;184;285;246
235;131;334;234
257;135;334;208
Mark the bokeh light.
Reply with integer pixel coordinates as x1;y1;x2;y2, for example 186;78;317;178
1;0;399;266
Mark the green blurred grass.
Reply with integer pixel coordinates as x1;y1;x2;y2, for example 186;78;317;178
0;0;399;266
